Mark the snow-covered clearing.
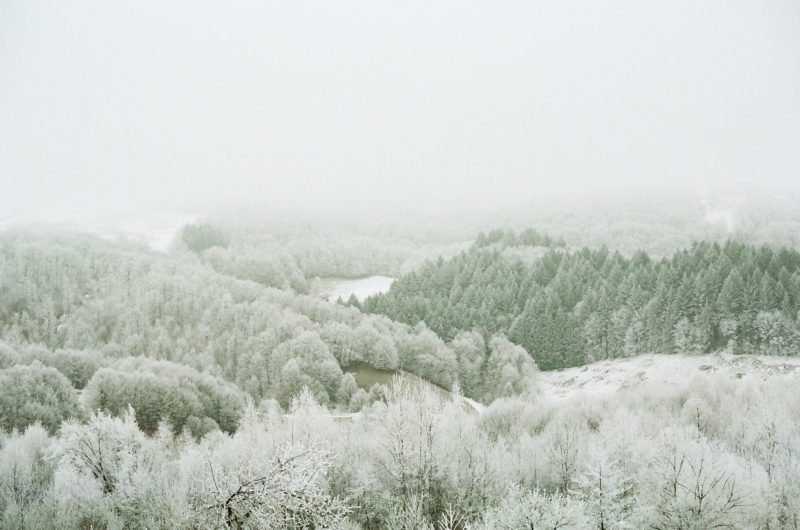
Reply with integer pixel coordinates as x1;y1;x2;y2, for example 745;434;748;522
322;276;396;302
539;352;800;401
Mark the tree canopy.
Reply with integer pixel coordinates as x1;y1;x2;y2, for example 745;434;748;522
0;362;84;433
365;239;800;369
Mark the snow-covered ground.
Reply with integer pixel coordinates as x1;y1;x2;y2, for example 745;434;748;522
322;276;396;302
0;211;197;252
539;352;800;401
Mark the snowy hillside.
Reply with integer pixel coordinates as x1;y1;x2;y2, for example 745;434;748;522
539;352;800;401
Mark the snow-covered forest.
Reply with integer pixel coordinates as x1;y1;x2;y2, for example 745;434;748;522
3;0;800;527
2;198;800;528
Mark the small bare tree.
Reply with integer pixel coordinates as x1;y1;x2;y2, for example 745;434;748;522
546;415;584;494
647;432;749;530
576;450;635;530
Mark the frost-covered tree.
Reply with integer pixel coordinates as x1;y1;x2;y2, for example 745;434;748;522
272;331;343;407
186;403;348;530
0;424;54;523
51;409;147;495
480;336;538;403
82;358;245;435
474;486;590;530
641;429;751;530
451;331;485;398
0;363;84;434
575;450;635;530
190;442;348;529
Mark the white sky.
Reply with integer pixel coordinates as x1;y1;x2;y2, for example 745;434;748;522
1;1;799;220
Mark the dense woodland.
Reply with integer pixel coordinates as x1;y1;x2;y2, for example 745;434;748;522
364;229;800;369
0;230;531;412
2;203;800;528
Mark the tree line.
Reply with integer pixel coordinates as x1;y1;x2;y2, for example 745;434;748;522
363;230;800;369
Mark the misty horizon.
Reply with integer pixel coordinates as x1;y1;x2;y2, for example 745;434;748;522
2;1;799;221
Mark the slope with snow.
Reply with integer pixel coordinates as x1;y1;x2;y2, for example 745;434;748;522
539;352;800;401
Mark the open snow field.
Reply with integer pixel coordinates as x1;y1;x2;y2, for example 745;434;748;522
539;352;800;401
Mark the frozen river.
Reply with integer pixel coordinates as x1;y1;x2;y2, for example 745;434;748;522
322;276;396;303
